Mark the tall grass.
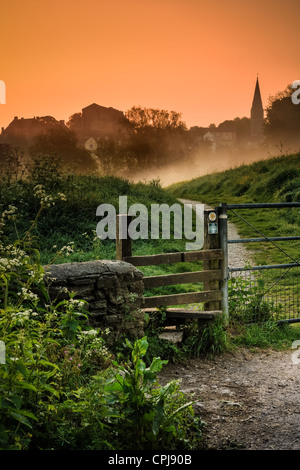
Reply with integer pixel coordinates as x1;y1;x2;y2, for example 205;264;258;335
0;165;181;265
168;152;300;206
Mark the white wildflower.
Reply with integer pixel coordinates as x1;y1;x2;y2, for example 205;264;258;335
18;287;39;302
69;299;85;309
80;329;98;337
58;192;67;201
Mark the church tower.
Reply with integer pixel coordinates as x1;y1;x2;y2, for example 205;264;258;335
250;77;264;142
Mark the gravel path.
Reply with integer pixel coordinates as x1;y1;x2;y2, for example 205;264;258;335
159;348;300;450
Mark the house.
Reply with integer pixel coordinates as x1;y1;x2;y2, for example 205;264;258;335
84;137;98;152
0;115;67;148
74;103;131;145
203;130;236;152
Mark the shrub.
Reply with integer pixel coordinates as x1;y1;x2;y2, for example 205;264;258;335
0;186;203;450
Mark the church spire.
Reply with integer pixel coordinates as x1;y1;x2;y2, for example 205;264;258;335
250;76;264;142
251;77;263;114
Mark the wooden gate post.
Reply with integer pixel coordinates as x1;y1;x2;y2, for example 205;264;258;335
116;214;132;260
203;208;220;312
218;204;229;323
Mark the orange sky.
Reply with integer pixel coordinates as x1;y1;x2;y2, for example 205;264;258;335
1;0;299;130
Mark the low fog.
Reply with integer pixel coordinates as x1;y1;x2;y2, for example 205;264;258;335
130;142;298;187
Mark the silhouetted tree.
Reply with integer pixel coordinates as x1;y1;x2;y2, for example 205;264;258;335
30;127;97;172
217;117;250;144
123;106;188;168
265;85;300;145
94;138;130;175
66;112;83;133
125;106;187;131
0;144;25;180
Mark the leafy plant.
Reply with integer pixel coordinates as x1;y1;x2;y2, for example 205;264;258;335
228;276;279;323
103;336;201;450
0;188;204;450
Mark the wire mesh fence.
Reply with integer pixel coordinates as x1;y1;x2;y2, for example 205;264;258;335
223;202;300;324
228;264;300;323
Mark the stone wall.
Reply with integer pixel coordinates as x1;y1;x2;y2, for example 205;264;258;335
43;260;145;342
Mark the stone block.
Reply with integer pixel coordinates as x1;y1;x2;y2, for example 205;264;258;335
89;300;107;310
69;284;94;297
43;259;145;339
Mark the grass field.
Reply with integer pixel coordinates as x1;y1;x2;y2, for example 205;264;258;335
1;152;300;317
167;151;300;322
0;168;204;302
168;151;300;265
2;155;300;450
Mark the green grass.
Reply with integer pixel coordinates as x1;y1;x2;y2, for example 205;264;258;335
2;155;300;359
0;174;182;264
144;314;300;361
168;152;300;206
2;158;300;451
230;320;300;350
0;169;204;302
168;151;300;267
167;151;300;324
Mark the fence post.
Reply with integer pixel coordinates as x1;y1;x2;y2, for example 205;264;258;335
116;214;132;260
203;208;220;312
218;203;229;323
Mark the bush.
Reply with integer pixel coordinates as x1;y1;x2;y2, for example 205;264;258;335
0;189;203;450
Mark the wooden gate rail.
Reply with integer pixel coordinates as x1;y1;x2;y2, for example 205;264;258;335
143;290;223;309
116;212;225;322
143;269;222;289
142;308;220;320
123;249;223;311
122;248;223;266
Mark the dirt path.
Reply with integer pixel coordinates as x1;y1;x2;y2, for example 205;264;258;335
159;348;300;450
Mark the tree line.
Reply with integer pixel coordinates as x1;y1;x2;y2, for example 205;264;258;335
1;84;299;178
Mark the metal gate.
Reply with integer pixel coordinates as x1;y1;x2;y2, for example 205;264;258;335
220;203;300;324
115;203;300;325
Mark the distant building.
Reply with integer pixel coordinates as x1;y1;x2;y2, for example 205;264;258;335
250;77;264;143
84;137;98;152
73;103;131;146
0;103;131;150
0;115;66;148
203;130;236;152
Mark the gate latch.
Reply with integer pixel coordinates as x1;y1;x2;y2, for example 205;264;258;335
208;211;218;234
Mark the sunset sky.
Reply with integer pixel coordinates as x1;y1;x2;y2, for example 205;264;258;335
1;0;299;130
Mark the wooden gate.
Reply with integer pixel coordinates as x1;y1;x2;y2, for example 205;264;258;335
116;209;226;324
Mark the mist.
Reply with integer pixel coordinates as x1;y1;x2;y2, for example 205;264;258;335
129;142;295;187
